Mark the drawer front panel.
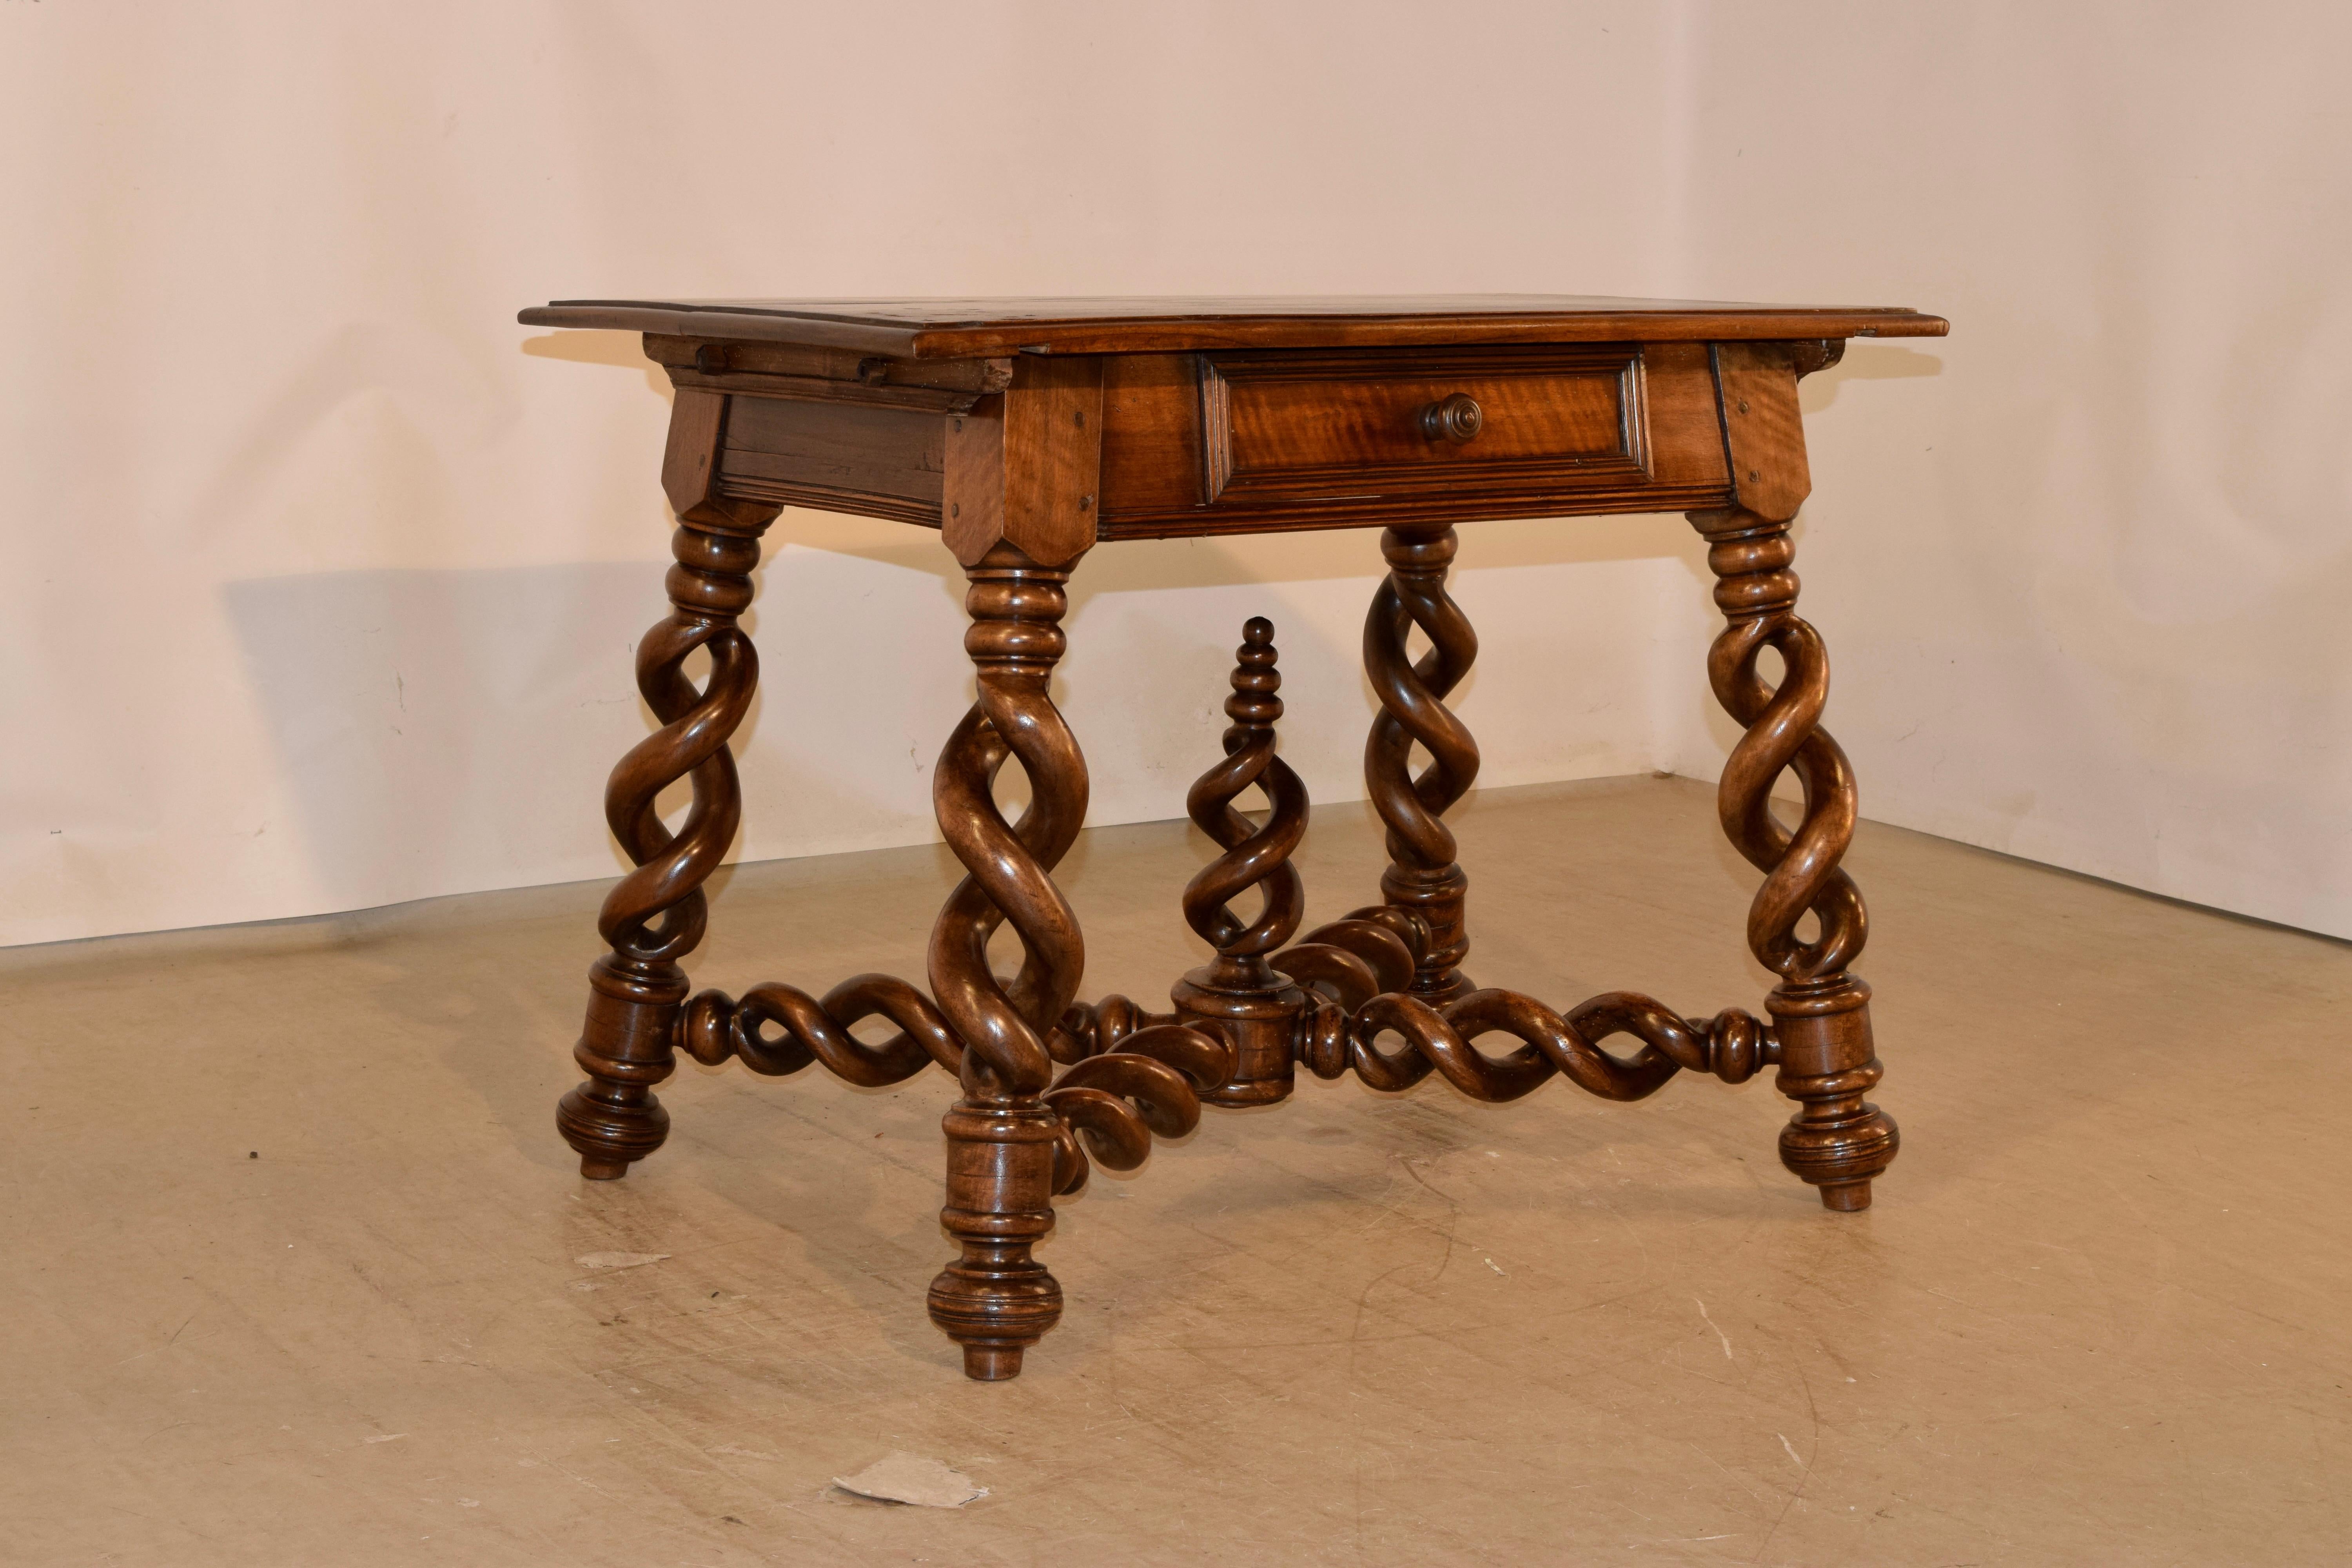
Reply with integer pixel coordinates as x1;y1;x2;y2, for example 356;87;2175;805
1087;342;1736;538
1203;346;1647;504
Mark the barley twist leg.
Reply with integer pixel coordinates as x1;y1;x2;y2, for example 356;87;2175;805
559;499;780;1180
924;542;1091;1379
1690;506;1898;1210
1364;524;1479;1002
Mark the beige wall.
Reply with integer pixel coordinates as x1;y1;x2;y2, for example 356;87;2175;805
5;1;2347;948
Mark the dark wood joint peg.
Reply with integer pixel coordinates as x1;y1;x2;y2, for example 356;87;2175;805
1419;392;1483;443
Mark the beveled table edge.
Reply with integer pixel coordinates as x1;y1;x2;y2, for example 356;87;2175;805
517;297;1950;359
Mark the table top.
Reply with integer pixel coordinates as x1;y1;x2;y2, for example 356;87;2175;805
518;294;1948;359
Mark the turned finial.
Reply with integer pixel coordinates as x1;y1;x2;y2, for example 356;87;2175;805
1182;621;1306;972
1163;618;1315;1106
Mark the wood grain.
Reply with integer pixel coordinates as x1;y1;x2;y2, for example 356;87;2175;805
1712;342;1812;522
715;397;944;524
1095;341;1730;537
650;332;1009;415
943;357;1104;568
1685;505;1896;1207
523;294;1949;358
659;388;728;516
644;333;1013;394
531;294;1941;1378
559;488;782;1182
1205;346;1646;504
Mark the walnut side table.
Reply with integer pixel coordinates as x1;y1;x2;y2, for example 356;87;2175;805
519;295;1949;1380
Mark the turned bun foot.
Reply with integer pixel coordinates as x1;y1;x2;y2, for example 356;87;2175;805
561;955;690;1180
927;1256;1063;1380
556;1079;671;1180
1779;1100;1900;1210
1768;977;1896;1210
929;1102;1063;1379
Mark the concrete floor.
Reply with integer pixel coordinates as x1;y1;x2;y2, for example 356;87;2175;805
7;775;2350;1566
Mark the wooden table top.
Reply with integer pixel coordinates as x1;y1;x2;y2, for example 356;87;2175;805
519;294;1949;359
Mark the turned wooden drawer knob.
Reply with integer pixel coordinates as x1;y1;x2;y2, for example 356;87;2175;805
1419;392;1484;443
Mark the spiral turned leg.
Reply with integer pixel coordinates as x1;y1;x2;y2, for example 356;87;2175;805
1364;524;1480;1003
924;542;1092;1379
1689;506;1898;1210
1163;618;1314;1105
559;498;781;1180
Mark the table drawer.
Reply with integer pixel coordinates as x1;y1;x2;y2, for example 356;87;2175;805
1095;341;1731;537
1203;345;1648;503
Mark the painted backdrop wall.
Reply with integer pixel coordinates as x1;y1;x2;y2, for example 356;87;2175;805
4;1;2347;949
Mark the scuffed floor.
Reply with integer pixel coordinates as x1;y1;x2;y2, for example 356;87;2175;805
6;777;2348;1564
